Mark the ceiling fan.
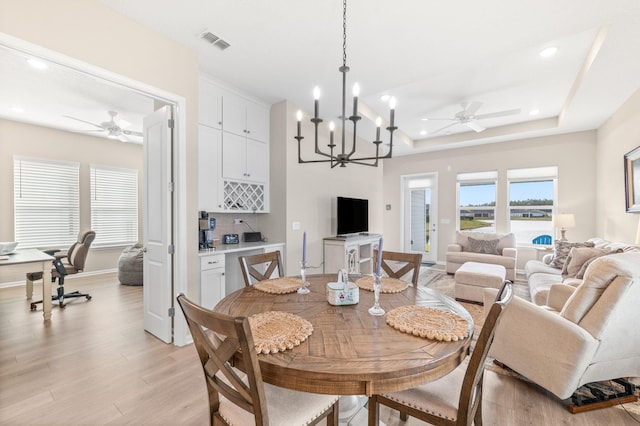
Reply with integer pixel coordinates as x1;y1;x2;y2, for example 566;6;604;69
424;101;521;135
64;110;143;142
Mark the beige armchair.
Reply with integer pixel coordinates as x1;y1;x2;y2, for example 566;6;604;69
446;231;517;281
484;251;640;400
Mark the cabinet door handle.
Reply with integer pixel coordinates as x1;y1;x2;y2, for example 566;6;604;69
208;260;220;265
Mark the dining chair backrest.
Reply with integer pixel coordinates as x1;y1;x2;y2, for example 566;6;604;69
457;280;512;424
176;294;270;424
238;250;284;286
373;250;423;286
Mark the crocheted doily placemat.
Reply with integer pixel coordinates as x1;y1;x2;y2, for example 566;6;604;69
254;277;304;294
386;305;469;342
355;276;409;293
248;311;313;354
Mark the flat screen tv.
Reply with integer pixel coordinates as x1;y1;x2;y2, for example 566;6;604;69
337;196;368;236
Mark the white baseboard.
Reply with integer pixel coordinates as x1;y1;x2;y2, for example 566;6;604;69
0;268;118;289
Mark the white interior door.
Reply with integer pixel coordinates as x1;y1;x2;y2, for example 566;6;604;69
143;106;173;343
404;174;438;263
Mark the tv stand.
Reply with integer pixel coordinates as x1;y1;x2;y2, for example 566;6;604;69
323;234;381;274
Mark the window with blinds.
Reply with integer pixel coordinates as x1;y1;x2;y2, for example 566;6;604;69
90;165;138;247
13;156;80;248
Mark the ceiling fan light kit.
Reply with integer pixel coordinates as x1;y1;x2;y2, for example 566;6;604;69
294;0;397;168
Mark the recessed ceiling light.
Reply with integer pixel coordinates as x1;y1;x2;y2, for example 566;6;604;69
420;130;427;136
420;117;429;121
529;109;540;116
539;46;558;58
9;106;24;113
380;95;390;102
26;58;48;70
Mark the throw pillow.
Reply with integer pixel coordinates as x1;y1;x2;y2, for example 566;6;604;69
467;236;500;255
561;247;609;278
549;240;595;269
576;248;623;279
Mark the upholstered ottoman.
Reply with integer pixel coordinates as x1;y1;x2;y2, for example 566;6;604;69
454;262;506;303
118;243;144;286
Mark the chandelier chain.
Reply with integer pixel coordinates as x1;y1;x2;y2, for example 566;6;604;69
342;0;347;67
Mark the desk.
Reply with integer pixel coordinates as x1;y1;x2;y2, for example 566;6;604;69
214;274;473;396
0;249;54;321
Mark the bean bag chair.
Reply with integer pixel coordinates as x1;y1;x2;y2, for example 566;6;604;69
118;243;144;285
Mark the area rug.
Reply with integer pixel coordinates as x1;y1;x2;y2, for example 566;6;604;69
417;266;640;416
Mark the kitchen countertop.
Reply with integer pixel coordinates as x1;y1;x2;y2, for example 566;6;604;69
198;241;284;256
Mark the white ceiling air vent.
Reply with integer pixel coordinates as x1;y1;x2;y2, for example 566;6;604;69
200;31;231;51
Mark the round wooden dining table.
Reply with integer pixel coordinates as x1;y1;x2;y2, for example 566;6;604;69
213;273;473;396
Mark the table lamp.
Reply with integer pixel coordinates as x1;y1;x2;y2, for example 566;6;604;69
554;213;575;241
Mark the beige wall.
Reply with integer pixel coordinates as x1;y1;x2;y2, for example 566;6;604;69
0;0;200;295
597;88;640;243
383;131;598;268
0;119;142;282
267;100;384;275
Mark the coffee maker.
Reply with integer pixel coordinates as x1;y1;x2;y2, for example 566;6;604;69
198;211;216;249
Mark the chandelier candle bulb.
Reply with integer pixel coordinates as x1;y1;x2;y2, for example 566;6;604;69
329;121;335;147
389;97;396;128
313;86;320;119
296;110;302;138
375;117;381;141
352;83;360;116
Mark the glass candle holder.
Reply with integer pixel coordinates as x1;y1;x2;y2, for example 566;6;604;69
297;262;310;294
368;273;385;316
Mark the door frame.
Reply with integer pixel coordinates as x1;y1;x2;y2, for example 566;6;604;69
401;173;439;263
1;34;190;346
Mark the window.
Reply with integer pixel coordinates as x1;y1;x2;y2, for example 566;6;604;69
90;165;138;247
457;171;497;233
508;167;557;245
13;156;80;248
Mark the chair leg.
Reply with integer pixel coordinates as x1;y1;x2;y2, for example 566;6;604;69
327;399;339;426
474;398;483;426
368;396;379;426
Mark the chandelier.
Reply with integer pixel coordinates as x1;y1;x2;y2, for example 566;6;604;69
294;0;397;168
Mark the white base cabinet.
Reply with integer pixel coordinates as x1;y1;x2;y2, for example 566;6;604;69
323;234;382;275
200;253;225;310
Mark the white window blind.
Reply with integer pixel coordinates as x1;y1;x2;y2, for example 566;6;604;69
13;156;80;248
90;165;138;247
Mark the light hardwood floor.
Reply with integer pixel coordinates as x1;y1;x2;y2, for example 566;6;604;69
1;273;638;425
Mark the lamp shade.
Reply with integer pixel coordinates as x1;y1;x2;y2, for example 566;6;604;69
554;213;576;229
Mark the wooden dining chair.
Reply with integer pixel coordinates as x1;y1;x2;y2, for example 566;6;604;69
238;250;284;286
176;294;339;426
368;281;513;426
373;250;423;286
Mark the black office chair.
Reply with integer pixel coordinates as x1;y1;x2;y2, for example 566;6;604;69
29;230;95;310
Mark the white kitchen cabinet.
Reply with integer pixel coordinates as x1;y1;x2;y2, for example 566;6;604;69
222;132;268;183
323;234;381;274
199;77;223;130
198;124;224;211
200;253;225;310
224;94;269;142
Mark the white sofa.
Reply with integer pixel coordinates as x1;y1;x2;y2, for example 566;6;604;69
485;251;640;400
525;237;639;305
446;231;517;281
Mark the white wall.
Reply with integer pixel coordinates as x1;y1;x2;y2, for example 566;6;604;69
597;88;640;243
382;131;598;268
0;0;200;295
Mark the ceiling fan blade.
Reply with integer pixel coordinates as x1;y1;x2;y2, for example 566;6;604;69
63;115;104;129
431;122;459;135
118;134;129;143
464;120;485;132
474;108;521;120
462;101;483;116
122;129;143;137
422;117;456;121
